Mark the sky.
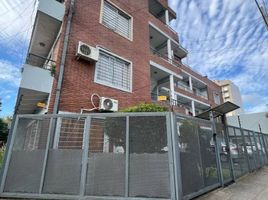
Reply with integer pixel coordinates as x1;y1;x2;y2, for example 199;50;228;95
0;0;268;117
169;0;268;113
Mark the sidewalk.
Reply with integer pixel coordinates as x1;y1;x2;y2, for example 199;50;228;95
196;166;268;200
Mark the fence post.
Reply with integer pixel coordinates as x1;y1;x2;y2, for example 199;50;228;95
125;116;129;197
0;115;19;193
237;116;251;172
170;113;183;200
260;126;268;164
39;117;55;194
252;131;261;168
165;113;176;200
79;116;91;197
246;131;254;171
224;126;235;182
209;111;224;187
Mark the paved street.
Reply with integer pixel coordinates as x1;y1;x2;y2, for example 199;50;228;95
196;166;268;200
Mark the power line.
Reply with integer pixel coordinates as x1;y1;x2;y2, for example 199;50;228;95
255;0;268;30
186;17;263;44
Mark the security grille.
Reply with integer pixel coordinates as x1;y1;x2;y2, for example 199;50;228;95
95;50;131;91
102;0;131;38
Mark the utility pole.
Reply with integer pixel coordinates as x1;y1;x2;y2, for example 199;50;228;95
255;0;268;30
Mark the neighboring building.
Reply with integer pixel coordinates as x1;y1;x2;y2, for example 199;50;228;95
215;80;244;116
227;112;268;134
14;0;223;117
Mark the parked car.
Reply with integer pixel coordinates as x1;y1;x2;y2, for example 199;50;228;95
209;139;239;162
220;142;239;162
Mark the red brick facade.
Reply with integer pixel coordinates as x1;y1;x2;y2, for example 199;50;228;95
48;0;222;114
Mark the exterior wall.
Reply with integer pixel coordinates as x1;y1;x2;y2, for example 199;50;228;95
47;0;223;115
215;80;244;116
20;64;53;94
227;112;268;134
49;0;152;113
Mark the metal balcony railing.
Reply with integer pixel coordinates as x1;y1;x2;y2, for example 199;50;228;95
176;81;193;93
193;90;208;100
26;53;56;71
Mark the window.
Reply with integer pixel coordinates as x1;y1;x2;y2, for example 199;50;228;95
101;0;132;39
213;92;221;105
95;50;132;92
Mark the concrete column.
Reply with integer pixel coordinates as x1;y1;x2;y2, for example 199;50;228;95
165;10;169;25
169;75;176;105
189;76;193;91
167;39;172;62
191;101;196;116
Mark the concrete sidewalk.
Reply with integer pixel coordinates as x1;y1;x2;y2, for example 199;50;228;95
196;166;268;200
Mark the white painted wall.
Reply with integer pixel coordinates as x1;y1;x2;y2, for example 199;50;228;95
227;112;268;134
38;0;65;21
20;64;53;94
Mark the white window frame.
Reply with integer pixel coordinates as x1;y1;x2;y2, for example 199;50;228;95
94;47;133;92
100;0;133;41
213;92;221;105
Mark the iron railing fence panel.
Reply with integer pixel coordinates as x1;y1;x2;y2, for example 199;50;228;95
42;116;86;195
215;123;232;183
1;113;268;200
244;130;257;171
252;131;262;169
175;116;220;198
85;117;126;197
4;117;51;193
128;116;171;198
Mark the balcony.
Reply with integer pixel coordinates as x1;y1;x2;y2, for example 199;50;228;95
149;25;188;67
27;0;65;67
176;81;192;93
15;63;54;114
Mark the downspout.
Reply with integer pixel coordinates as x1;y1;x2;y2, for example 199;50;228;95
52;0;76;114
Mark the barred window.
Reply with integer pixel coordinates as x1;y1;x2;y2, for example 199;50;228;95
102;0;132;39
95;50;131;92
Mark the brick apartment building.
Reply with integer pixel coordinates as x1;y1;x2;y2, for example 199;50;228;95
15;0;223;116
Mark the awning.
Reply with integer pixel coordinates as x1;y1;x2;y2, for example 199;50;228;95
195;101;240;120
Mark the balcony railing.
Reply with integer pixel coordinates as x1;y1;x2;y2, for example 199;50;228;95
194;90;208;100
26;53;56;72
176;81;193;93
150;47;182;67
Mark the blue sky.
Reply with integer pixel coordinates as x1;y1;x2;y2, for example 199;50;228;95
169;0;268;113
0;0;268;117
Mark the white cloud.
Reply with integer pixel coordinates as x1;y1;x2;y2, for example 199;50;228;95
0;60;21;86
169;0;268;112
0;0;35;45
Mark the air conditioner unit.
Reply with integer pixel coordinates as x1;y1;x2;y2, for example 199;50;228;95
76;41;99;62
99;97;118;112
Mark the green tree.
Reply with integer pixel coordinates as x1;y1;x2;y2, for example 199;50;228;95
0;118;8;144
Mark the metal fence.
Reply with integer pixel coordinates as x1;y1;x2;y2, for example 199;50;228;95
0;112;267;200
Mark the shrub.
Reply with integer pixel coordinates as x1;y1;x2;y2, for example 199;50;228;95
0;145;6;170
120;103;168;112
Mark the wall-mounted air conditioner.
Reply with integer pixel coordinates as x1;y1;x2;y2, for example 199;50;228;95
76;41;99;62
99;97;118;112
